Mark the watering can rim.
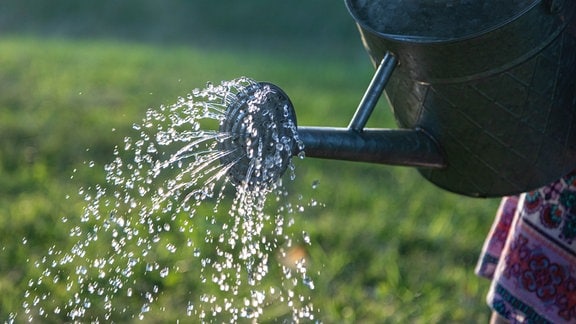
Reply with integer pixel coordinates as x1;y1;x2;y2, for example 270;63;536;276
344;0;542;44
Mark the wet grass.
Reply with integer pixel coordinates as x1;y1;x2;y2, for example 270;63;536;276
0;36;499;322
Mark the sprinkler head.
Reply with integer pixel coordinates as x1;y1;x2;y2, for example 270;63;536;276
219;81;298;189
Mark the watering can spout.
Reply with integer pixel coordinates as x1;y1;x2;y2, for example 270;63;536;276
296;127;445;168
295;52;444;168
219;52;446;188
292;52;444;168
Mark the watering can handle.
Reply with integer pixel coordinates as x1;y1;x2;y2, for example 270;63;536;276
348;51;398;132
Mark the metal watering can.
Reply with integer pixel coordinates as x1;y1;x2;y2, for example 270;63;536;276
222;0;576;197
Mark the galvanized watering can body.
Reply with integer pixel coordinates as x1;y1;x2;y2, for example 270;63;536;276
344;0;576;197
221;0;576;197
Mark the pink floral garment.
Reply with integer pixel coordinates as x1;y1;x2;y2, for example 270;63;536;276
476;171;576;323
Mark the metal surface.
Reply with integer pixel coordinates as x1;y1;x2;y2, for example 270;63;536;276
347;0;537;42
221;0;576;197
348;0;570;83
346;0;576;196
221;81;445;186
298;127;445;168
219;82;298;188
349;53;398;132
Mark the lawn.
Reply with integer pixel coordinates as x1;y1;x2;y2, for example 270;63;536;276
0;1;501;322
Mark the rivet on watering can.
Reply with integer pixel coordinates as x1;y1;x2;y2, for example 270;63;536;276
544;0;565;14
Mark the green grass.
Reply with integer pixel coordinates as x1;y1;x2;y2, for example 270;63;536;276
0;36;500;323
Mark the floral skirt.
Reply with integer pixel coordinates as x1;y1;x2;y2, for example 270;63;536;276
476;171;576;323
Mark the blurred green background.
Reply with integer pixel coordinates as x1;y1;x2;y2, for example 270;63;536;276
0;0;500;322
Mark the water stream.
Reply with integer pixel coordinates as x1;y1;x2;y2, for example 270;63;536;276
17;77;319;322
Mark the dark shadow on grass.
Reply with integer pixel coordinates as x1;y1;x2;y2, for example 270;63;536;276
0;0;361;60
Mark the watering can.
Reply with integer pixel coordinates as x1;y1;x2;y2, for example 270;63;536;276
222;0;576;197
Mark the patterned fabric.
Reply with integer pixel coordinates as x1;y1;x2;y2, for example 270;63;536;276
476;171;576;323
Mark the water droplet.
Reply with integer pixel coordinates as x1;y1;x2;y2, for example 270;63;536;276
302;232;311;245
166;243;177;253
311;180;320;189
